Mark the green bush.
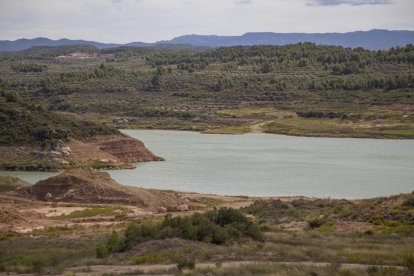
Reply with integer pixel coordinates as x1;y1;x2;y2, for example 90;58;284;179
403;197;414;207
177;258;195;271
133;254;162;264
96;242;108;259
98;207;263;255
403;253;414;270
308;218;326;229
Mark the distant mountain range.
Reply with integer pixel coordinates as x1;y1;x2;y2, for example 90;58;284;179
1;29;414;52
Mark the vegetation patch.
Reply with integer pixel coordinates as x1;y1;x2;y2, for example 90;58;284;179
133;253;163;264
31;225;85;236
1;43;413;139
262;117;414;139
203;126;251;135
97;207;262;256
0;176;29;193
54;206;129;220
0;90;118;146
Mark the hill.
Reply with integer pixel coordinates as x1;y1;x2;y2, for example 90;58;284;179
0;90;118;146
0;43;413;139
0;37;120;52
0;92;163;171
165;29;414;50
2;30;414;52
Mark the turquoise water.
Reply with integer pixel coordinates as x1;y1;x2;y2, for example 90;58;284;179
2;130;414;199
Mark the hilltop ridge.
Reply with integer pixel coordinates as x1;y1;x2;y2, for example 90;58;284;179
2;29;414;52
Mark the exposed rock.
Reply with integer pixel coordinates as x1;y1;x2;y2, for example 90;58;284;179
158;206;167;213
112;117;129;124
67;139;118;164
91;135;164;162
43;193;52;201
177;204;189;212
67;134;164;168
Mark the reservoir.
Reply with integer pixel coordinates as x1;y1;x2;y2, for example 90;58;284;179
111;130;414;199
2;129;414;199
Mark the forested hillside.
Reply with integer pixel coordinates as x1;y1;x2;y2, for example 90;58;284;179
1;43;413;138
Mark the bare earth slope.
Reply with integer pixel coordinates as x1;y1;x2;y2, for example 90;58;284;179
89;134;164;163
68;134;164;166
18;168;176;207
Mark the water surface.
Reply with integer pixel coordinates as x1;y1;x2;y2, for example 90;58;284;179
1;130;413;199
109;130;414;199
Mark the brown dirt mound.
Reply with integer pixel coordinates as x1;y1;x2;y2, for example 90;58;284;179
18;169;159;206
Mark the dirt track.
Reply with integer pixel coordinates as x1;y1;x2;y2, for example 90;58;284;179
70;261;404;275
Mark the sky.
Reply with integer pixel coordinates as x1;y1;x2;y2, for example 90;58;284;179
0;0;413;43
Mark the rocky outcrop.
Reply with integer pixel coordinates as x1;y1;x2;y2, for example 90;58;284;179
90;135;164;162
67;134;164;168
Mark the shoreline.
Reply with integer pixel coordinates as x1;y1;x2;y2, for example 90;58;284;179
123;127;414;140
1;171;412;201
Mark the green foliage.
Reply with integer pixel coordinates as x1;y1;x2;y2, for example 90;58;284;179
308;218;326;229
403;253;414;270
55;206;127;220
18;44;99;58
0;234;99;273
133;253;162;264
260;62;272;73
1;43;414;139
0;94;118;146
297;111;347;119
0;176;28;193
95;242;108;259
0;90;21;102
176;258;195;271
203;126;251;134
11;63;47;73
98;208;262;256
0;161;59;172
31;225;84;236
402;197;414;207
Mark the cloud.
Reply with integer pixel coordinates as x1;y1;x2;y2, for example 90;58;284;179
307;0;392;5
234;0;252;4
0;0;412;43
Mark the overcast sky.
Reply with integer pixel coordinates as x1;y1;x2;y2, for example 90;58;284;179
0;0;413;43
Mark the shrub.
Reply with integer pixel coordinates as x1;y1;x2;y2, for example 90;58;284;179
177;258;195;271
106;231;121;253
96;242;109;259
308;218;326;228
11;63;47;73
403;254;414;270
98;207;263;255
133;254;162;264
30;258;45;273
364;229;374;235
0;90;20;103
367;265;379;274
403;197;414;207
